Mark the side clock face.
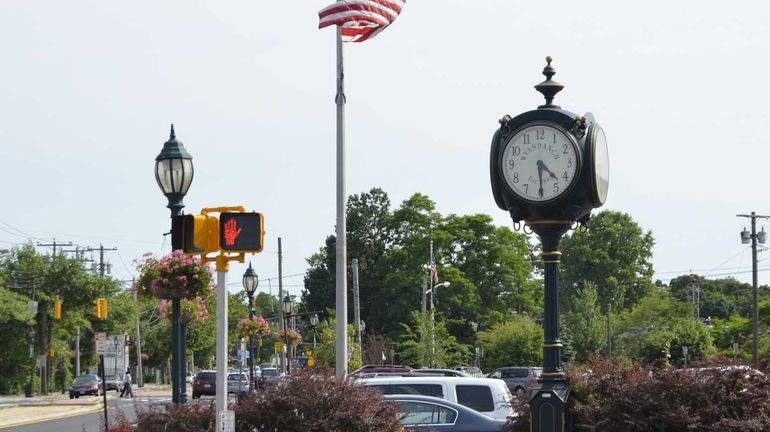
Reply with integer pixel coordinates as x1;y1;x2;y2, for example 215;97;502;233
589;124;610;206
501;123;579;203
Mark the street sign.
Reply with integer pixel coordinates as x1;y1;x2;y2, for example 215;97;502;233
274;341;284;353
218;410;235;432
36;355;46;367
95;332;108;355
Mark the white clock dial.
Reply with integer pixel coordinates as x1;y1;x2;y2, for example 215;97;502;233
591;125;609;205
501;123;579;203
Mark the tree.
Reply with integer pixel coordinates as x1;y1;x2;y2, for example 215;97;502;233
560;210;655;311
312;315;362;372
397;310;469;368
563;282;606;361
477;316;543;371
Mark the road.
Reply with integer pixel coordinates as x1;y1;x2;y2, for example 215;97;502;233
2;396;172;432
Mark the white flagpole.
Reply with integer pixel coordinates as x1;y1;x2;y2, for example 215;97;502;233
334;19;348;378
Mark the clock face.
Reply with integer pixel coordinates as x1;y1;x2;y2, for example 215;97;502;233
500;123;579;203
591;125;609;205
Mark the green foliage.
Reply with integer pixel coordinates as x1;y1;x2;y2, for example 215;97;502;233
397;310;469;368
312;315;362;372
563;282;607;361
477;315;543;370
560;210;655;311
668;275;757;319
0;286;35;393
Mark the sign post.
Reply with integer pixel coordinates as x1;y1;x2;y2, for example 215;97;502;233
95;332;109;428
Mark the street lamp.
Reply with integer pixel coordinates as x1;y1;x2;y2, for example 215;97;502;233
425;281;449;367
155;124;193;404
310;313;319;349
737;212;769;366
242;262;259;390
282;294;293;373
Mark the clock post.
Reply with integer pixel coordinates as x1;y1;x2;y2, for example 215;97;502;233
489;57;609;432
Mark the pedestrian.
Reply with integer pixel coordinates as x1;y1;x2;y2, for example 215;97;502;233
120;368;133;398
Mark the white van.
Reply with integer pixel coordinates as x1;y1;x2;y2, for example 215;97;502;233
360;376;514;421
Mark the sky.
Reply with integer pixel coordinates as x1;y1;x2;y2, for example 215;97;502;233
2;0;770;301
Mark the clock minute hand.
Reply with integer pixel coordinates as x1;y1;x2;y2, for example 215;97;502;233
536;160;545;198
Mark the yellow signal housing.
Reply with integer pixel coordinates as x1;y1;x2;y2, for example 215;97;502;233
48;348;56;358
94;299;100;318
53;299;62;320
182;214;220;254
99;298;108;319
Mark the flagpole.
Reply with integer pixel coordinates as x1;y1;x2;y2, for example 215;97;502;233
334;20;349;378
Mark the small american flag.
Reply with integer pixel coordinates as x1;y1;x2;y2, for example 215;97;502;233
318;0;406;43
429;250;439;286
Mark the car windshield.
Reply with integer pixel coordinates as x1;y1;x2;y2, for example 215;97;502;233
228;374;247;381
262;369;278;377
197;372;216;380
73;376;97;384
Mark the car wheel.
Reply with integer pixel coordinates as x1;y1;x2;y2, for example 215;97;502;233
192;393;199;399
75;395;79;399
69;394;74;399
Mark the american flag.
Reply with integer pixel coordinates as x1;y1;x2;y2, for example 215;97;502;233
318;0;406;43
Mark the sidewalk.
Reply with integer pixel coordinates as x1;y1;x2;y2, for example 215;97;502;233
0;384;171;429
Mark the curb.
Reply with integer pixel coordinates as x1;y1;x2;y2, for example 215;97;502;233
0;403;103;429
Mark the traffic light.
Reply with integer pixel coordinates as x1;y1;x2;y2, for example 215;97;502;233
172;214;220;253
94;298;108;319
219;212;265;252
53;299;62;320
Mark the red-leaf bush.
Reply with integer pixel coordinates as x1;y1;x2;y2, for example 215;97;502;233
506;356;770;432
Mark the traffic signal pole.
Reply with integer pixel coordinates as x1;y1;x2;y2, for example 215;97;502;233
214;254;230;419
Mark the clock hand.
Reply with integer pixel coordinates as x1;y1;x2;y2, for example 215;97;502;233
540;161;560;181
536;160;545;198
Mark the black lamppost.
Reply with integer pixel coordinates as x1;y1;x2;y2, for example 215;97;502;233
155;124;193;404
242;263;259;390
310;313;319;349
282;294;293;373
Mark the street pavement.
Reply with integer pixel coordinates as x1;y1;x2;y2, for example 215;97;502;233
0;384;171;430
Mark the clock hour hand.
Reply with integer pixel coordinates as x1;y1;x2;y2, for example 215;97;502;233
536;160;545;198
540;161;560;181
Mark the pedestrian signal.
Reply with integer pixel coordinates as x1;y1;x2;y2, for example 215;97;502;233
54;299;62;320
219;212;265;252
172;214;220;253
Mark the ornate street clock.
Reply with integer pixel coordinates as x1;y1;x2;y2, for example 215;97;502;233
489;57;609;432
491;56;609;224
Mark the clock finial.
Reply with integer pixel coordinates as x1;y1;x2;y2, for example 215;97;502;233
534;56;564;109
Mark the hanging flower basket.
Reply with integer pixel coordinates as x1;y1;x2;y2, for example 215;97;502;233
157;296;211;327
134;250;213;300
237;316;272;339
279;328;303;347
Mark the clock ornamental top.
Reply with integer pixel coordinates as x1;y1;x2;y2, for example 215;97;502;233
534;56;564;109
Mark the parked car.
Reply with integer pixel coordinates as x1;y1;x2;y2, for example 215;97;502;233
361;376;514;421
69;374;102;399
415;368;470;377
454;365;484;377
191;370;216;398
257;367;282;388
186;372;195;384
103;374;123;392
487;366;542;393
385;394;509;431
227;372;250;395
351;364;413;377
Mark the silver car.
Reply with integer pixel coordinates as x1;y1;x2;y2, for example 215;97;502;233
227;372;250;394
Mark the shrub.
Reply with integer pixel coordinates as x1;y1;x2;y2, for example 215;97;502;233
506;356;770;432
234;368;401;432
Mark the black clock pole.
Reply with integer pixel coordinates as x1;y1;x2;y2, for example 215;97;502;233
527;220;571;432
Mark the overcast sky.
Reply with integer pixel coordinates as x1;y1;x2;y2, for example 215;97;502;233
2;1;769;300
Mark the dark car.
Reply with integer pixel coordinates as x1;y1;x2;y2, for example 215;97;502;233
69;374;102;399
487;366;542;393
384;394;509;431
192;370;216;398
103;374;123;392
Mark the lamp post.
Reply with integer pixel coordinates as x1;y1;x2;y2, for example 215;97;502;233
242;262;259;390
282;294;293;373
310;313;319;349
425;281;450;367
470;321;479;368
154;124;193;404
738;212;769;366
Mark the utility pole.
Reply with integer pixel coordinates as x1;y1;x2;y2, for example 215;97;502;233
36;239;72;395
277;238;286;374
85;244;117;277
607;302;612;360
688;274;700;320
133;278;144;387
738;212;769;366
352;259;362;356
